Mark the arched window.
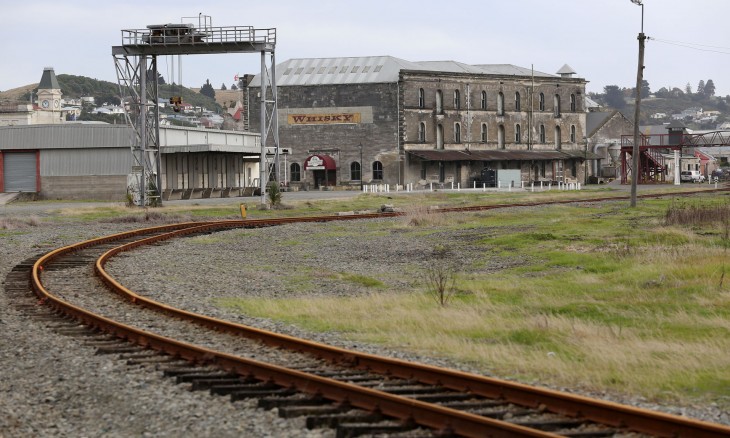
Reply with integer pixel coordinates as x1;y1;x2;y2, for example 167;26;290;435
497;92;504;115
515;91;521;111
454;90;460;109
350;161;361;181
554;94;561;117
372;161;383;180
570;93;576;112
498;124;505;149
454;123;461;143
539;93;545;111
290;163;301;182
481;123;487;142
418;122;426;142
570;125;576;143
437;124;444;149
418;88;425;108
436;90;443;113
481;91;487;110
555;126;562;149
539;124;546;143
515;124;521;143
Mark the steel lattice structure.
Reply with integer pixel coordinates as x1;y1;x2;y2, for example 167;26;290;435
619;131;730;184
112;20;277;205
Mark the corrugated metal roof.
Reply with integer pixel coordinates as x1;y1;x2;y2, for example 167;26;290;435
249;56;564;87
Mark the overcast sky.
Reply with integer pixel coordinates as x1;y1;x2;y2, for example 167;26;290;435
2;0;729;97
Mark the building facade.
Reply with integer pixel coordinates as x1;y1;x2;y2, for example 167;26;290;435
248;56;594;190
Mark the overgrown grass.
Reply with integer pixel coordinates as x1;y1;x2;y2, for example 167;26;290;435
217;193;730;407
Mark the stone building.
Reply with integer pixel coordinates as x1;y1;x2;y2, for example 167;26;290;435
586;110;634;181
248;56;597;190
0;67;66;126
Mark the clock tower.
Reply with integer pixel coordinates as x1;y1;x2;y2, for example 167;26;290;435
36;67;64;124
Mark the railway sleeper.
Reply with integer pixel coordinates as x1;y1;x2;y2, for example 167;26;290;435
127;356;186;366
278;403;353;419
229;387;297;401
335;420;417;438
258;395;326;409
191;378;253;391
209;381;278;395
306;411;383;429
559;428;621;438
174;372;240;383
95;345;147;355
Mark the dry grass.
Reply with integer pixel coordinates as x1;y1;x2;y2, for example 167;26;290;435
0;216;41;229
218;197;730;407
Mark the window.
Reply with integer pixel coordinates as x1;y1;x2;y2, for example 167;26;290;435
351;66;360;73
515;124;521;143
418;122;426;142
539;124;546;143
362;66;370;73
418;88;425;108
481;123;487;142
290;163;301;182
454;90;460;109
539;93;545;111
554;94;561;117
420;161;427;179
481;91;487;109
497;92;504;115
515;92;521;111
454;123;461;143
350;161;361;181
570;93;576;112
498;125;505;149
555;126;562;149
436;90;443;113
372;161;383;180
317;67;326;74
570;125;576;143
437;124;444;149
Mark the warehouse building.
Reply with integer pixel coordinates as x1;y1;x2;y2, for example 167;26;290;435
0;123;261;200
248;56;598;190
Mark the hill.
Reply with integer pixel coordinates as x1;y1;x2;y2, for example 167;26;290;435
0;74;221;112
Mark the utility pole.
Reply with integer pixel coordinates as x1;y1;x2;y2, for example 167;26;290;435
630;0;646;207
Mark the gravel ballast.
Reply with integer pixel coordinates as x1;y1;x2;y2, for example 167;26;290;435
1;208;728;437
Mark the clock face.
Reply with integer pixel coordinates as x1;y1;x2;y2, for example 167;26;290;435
41;100;49;108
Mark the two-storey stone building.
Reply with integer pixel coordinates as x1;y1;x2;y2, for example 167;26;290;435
248;56;595;190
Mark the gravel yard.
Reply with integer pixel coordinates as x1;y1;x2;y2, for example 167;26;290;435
1;205;728;437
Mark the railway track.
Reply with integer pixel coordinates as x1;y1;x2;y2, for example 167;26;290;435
18;191;730;437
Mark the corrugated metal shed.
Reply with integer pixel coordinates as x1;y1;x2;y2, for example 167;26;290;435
0;124;131;150
41;148;132;176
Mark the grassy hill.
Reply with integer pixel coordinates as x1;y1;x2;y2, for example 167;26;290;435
0;74;221;113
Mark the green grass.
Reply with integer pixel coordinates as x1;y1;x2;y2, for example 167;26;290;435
215;193;730;408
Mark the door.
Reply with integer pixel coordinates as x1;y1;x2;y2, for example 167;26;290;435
3;152;37;192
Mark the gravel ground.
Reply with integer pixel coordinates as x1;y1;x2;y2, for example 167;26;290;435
1;205;728;437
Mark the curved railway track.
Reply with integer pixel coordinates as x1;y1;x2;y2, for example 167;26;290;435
21;190;730;437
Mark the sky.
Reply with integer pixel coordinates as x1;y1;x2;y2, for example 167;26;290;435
2;0;729;97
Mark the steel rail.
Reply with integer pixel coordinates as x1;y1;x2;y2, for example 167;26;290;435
94;221;730;438
32;224;556;437
31;189;730;437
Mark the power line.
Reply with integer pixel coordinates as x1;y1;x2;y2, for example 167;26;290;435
648;37;730;55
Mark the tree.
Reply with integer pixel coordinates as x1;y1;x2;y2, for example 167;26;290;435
641;79;651;99
146;71;166;85
697;80;706;96
604;85;626;109
200;79;216;99
685;82;693;95
221;83;227;90
231;83;238;90
705;79;716;97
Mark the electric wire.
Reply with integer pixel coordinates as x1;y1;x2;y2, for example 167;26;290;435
648;37;730;55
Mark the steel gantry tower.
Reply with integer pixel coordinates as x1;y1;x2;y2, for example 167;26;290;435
112;18;278;206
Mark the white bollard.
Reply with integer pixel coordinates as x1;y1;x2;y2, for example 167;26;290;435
578;183;581;190
482;183;486;192
473;181;476;189
498;181;501;189
531;183;534;192
451;182;454;190
430;182;433;192
457;183;460;191
521;181;525;189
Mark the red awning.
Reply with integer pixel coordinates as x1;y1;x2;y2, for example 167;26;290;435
303;154;337;170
